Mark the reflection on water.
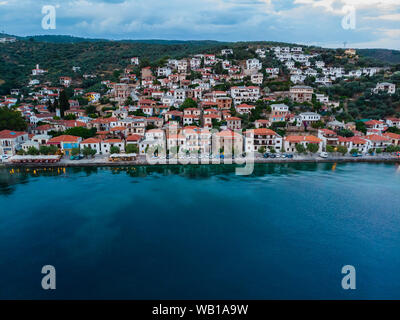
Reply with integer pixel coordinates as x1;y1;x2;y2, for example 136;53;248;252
0;163;327;195
0;162;398;196
1;161;400;299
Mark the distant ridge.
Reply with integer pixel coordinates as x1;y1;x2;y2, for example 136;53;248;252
2;34;109;43
1;33;400;65
358;49;400;65
1;33;399;64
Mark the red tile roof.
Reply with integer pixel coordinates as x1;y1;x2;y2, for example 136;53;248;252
81;138;101;144
126;134;142;141
0;130;27;139
285;135;322;143
48;135;80;143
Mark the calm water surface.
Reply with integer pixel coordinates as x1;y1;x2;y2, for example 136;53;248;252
0;162;400;299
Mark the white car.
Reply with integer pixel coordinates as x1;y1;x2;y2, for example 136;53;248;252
319;152;328;158
0;155;11;162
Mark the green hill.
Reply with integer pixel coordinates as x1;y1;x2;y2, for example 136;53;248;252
358;49;400;65
1;34;399;95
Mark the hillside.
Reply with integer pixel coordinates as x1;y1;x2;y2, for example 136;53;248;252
358;49;400;65
0;40;227;94
1;34;399;96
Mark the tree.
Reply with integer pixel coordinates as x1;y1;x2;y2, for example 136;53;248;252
350;148;358;155
124;96;133;106
326;145;335;153
295;144;306;153
85;105;97;115
71;148;80;156
59;90;70;118
180;98;198;110
82;146;96;158
39;145;52;155
387;127;400;134
268;146;276;153
337;129;354;137
311;121;324;129
307;143;319;153
47;99;55;113
0;108;27;131
110;146;120;154
337;145;348;155
126;144;139;154
258;146;266;154
27;146;39;155
53;99;59;114
64;114;77;120
64;127;97;139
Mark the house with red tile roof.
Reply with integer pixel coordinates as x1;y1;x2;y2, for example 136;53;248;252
32;124;55;135
255;119;271;129
365;120;387;132
214;130;244;155
365;134;391;151
101;139;125;154
338;136;368;153
385;117;400;129
235;103;256;115
284;135;322;153
318;129;338;149
47;135;82;156
226;117;242;130
245;128;282;153
126;134;142;146
383;132;400;146
80;138;102;154
0;130;29;156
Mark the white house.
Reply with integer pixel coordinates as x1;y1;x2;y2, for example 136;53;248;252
373;82;396;95
131;57;140;65
245;128;282;153
80;138;102;154
101;139;125;154
221;49;233;55
0;130;30;156
299;112;321;125
246;58;262;70
230;86;260;105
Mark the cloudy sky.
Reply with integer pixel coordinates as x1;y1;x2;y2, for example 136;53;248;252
0;0;399;49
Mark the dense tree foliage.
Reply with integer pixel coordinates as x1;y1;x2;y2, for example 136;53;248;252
0;108;28;131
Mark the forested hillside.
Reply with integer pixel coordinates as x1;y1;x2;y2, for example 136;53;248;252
358;49;400;65
0;39;226;94
1;35;399;97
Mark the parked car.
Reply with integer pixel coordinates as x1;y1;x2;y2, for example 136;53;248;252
352;153;362;157
263;153;270;158
0;154;11;162
284;154;294;159
319;152;328;158
70;154;84;160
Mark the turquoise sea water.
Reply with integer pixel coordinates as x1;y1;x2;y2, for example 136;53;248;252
0;163;400;299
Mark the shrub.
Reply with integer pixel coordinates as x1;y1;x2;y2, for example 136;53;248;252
110;146;120;154
295;143;306;154
337;145;348;155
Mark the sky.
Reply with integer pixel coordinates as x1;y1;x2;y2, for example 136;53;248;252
0;0;399;49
